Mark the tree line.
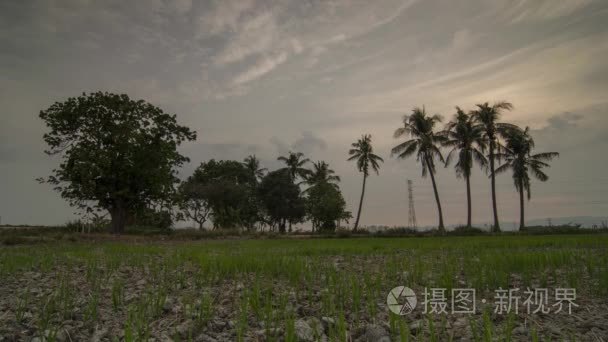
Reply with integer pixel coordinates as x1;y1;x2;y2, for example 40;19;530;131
38;92;558;234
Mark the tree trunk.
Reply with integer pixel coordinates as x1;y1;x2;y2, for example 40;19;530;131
353;173;367;232
489;141;501;232
519;179;525;231
110;203;127;234
427;156;445;233
466;174;472;228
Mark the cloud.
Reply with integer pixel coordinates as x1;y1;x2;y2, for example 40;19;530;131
544;112;584;130
172;0;192;14
293;131;328;154
212;10;279;66
508;0;595;23
270;131;328;156
232;51;288;85
195;0;256;37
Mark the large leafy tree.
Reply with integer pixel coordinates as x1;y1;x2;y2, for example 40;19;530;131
348;134;383;231
258;170;306;233
306;182;351;232
177;177;212;230
392;107;447;233
442;107;488;228
187;160;257;229
471;101;518;232
39;92;196;233
496;127;559;230
277;151;311;183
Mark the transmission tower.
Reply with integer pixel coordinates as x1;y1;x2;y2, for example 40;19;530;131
407;179;417;229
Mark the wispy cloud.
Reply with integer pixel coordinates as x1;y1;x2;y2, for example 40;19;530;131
232;51;289;85
212;10;280;66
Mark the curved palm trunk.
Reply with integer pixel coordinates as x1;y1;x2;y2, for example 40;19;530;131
353;173;367;231
466;174;472;228
426;157;445;233
489;141;501;232
519;179;525;231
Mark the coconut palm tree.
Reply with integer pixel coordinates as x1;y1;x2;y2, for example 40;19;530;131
392;107;447;233
471;101;519;232
495;127;559;230
277;151;311;183
243;155;267;182
277;151;310;232
442;107;488;228
305;161;341;189
348;134;383;231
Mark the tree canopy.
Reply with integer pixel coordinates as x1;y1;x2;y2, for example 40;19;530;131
39;92;196;233
258;170;306;233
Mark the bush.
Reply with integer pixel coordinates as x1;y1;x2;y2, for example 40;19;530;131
448;226;486;236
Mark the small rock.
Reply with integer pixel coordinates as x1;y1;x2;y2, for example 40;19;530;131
410;320;423;334
212;319;227;331
176;320;193;337
163;298;173;312
453;317;468;328
512;326;528;336
196;333;218;342
305;317;324;337
321;317;335;332
294;319;315;342
91;327;108;342
544;324;560;335
364;324;390;342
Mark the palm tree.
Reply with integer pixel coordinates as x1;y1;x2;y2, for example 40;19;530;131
277;151;310;232
348;134;383;231
243;155;267;182
305;161;341;189
392;107;447;233
442;107;488;228
471;101;518;232
495;127;559;230
277;151;311;183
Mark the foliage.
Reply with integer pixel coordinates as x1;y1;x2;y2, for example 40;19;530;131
441;107;488;227
304;161;340;189
38;92;196;233
470;101;518;232
243;155;267;182
306;182;351;232
258;170;306;233
177;177;212;230
348;134;383;177
496;127;559;229
348;134;383;231
496;127;559;200
277;151;311;183
442;107;488;178
392;107;446;231
183;160;258;229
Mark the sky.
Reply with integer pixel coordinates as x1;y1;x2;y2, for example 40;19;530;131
1;0;608;229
